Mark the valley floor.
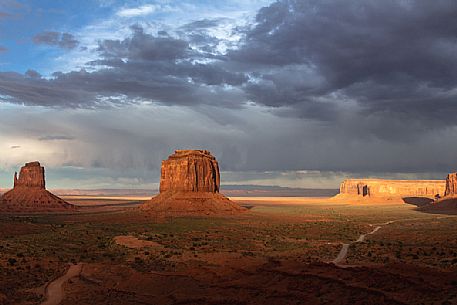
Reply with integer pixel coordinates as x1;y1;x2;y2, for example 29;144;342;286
0;197;456;305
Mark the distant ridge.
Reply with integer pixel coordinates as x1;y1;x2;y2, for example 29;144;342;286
222;185;338;197
48;185;338;198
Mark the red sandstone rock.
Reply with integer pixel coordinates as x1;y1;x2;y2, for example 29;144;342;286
159;150;220;193
444;173;457;197
14;161;46;189
1;161;75;212
338;179;445;198
141;150;245;215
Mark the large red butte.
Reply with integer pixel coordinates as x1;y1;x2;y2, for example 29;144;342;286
141;150;244;215
1;161;75;212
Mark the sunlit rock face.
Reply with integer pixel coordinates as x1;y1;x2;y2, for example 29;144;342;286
1;161;75;212
159;150;220;193
444;173;457;196
141;150;245;215
339;179;445;198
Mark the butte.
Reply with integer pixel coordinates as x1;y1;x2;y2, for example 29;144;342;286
141;150;245;215
423;172;457;212
1;161;75;213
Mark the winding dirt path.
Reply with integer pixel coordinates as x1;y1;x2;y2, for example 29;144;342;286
332;221;394;265
41;263;83;305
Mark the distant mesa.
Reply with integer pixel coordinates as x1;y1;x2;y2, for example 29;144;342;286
141;150;245;215
337;178;445;200
1;161;76;212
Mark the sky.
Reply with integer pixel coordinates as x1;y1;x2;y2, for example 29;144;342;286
1;0;457;190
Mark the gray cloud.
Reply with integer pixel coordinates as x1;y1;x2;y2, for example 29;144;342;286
2;0;457;178
230;0;457;126
0;46;6;53
1;25;247;108
25;69;41;79
38;135;75;141
33;31;79;49
180;18;226;30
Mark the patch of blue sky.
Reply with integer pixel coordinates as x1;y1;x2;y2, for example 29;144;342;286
0;0;273;75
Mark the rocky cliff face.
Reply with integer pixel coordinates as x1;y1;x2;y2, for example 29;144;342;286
159;150;220;193
339;179;445;198
444;173;457;196
1;161;75;212
142;150;244;215
340;180;370;196
14;161;46;189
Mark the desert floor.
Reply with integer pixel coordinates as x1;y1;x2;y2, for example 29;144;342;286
0;197;456;305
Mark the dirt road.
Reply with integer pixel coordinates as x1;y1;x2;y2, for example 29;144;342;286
332;221;394;265
41;263;83;305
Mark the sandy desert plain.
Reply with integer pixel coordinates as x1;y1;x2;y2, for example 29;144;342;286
0;194;456;305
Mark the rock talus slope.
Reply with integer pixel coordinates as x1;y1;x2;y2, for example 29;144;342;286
1;162;75;212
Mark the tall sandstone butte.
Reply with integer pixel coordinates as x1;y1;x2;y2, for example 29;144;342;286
339;179;445;198
1;161;75;212
14;161;46;189
444;173;457;197
424;172;457;211
159;150;220;193
141;150;245;215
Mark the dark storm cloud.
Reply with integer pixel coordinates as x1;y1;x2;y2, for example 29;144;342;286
1;0;457;176
33;31;79;49
3;0;454;124
231;0;457;124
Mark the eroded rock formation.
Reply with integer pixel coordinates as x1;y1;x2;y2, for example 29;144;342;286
1;161;75;212
429;172;457;210
339;179;445;198
444;173;457;197
141;150;245;215
159;150;220;193
14;161;46;189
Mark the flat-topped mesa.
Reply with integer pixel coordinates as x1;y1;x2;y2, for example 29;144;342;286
14;161;46;189
339;179;445;198
159;150;220;194
444;173;457;197
141;150;245;215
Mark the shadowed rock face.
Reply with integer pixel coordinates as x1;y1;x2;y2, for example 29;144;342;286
160;150;220;193
444;173;457;196
142;150;244;215
1;161;75;212
339;179;445;198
